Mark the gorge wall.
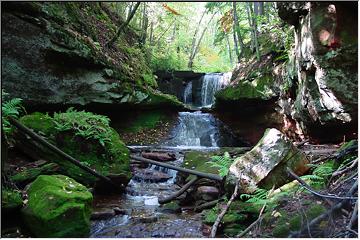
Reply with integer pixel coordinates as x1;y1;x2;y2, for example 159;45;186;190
215;2;358;143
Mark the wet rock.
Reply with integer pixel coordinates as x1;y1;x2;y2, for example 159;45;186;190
195;186;220;201
136;215;158;224
133;169;171;183
160;201;182;213
113;207;131;215
227;128;309;193
91;209;115;220
22;175;93;237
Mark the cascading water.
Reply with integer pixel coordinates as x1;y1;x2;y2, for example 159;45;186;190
199;72;231;107
183;81;192;104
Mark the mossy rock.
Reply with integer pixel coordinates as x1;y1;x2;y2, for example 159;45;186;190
123;110;172;133
229;200;262;215
2;188;23;212
19;112;57;136
183;151;221;182
18;111;131;188
22;175;93;237
10;163;60;186
161;201;181;213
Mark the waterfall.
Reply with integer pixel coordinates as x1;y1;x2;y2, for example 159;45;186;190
200;73;231;107
183;81;192;104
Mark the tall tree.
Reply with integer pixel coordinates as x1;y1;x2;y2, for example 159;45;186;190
140;2;148;45
188;12;216;69
188;10;206;68
225;33;233;65
106;1;141;47
246;2;260;61
233;2;244;62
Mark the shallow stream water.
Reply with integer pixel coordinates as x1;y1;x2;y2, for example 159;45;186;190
91;73;235;237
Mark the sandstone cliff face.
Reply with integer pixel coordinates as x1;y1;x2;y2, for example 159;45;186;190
2;3;182;112
216;2;357;142
278;2;357;141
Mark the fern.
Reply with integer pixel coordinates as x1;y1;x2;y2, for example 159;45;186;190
207;152;233;177
2;90;25;133
301;161;335;189
53;107;112;147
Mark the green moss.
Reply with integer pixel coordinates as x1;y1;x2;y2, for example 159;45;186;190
22;175;93;237
203;208;218;224
145;91;184;108
10;163;59;185
183;151;221;181
289;215;302;231
223;212;247;224
223;224;246;237
230;200;262;215
161;201;181;213
124;110;170;133
19;110;131;187
19;112;56;136
273;225;290;237
306;204;326;219
2;188;23;211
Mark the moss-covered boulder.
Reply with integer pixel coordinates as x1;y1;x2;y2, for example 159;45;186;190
2;188;23;213
22;175;93;237
17;110;131;188
227;128;309;193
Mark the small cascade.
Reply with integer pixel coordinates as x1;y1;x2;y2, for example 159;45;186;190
164;111;239;147
182;72;231;108
183;81;192;104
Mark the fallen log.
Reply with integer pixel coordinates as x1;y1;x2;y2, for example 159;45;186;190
141;152;176;162
194;199;220;212
9;117;117;188
130;155;223;181
159;176;199;204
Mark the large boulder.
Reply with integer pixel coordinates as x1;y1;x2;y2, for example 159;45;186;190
278;2;358;141
16;111;132;189
22;175;93;237
1;2;183;112
227;128;309;193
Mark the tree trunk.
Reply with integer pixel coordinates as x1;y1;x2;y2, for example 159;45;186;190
233;2;244;61
247;2;260;61
188;12;216;69
149;21;154;45
225;33;233;65
188;10;206;68
106;1;141;47
140;2;148;45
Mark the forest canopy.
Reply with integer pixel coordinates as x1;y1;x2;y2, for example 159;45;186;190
106;2;292;72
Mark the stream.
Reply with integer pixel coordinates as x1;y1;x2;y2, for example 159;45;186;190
91;73;235;237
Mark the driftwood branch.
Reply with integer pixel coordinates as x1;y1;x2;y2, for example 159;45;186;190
9;117;116;188
289;181;358;237
210;181;240;237
159;176;199;204
286;168;357;201
131;155;223;181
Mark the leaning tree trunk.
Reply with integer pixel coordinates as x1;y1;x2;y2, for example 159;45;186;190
106;1;141;47
188;12;216;69
188;10;206;68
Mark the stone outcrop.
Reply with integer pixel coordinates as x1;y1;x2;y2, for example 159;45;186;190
22;175;93;237
2;2;183;112
278;2;358;141
227;128;309;193
155;70;205;103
